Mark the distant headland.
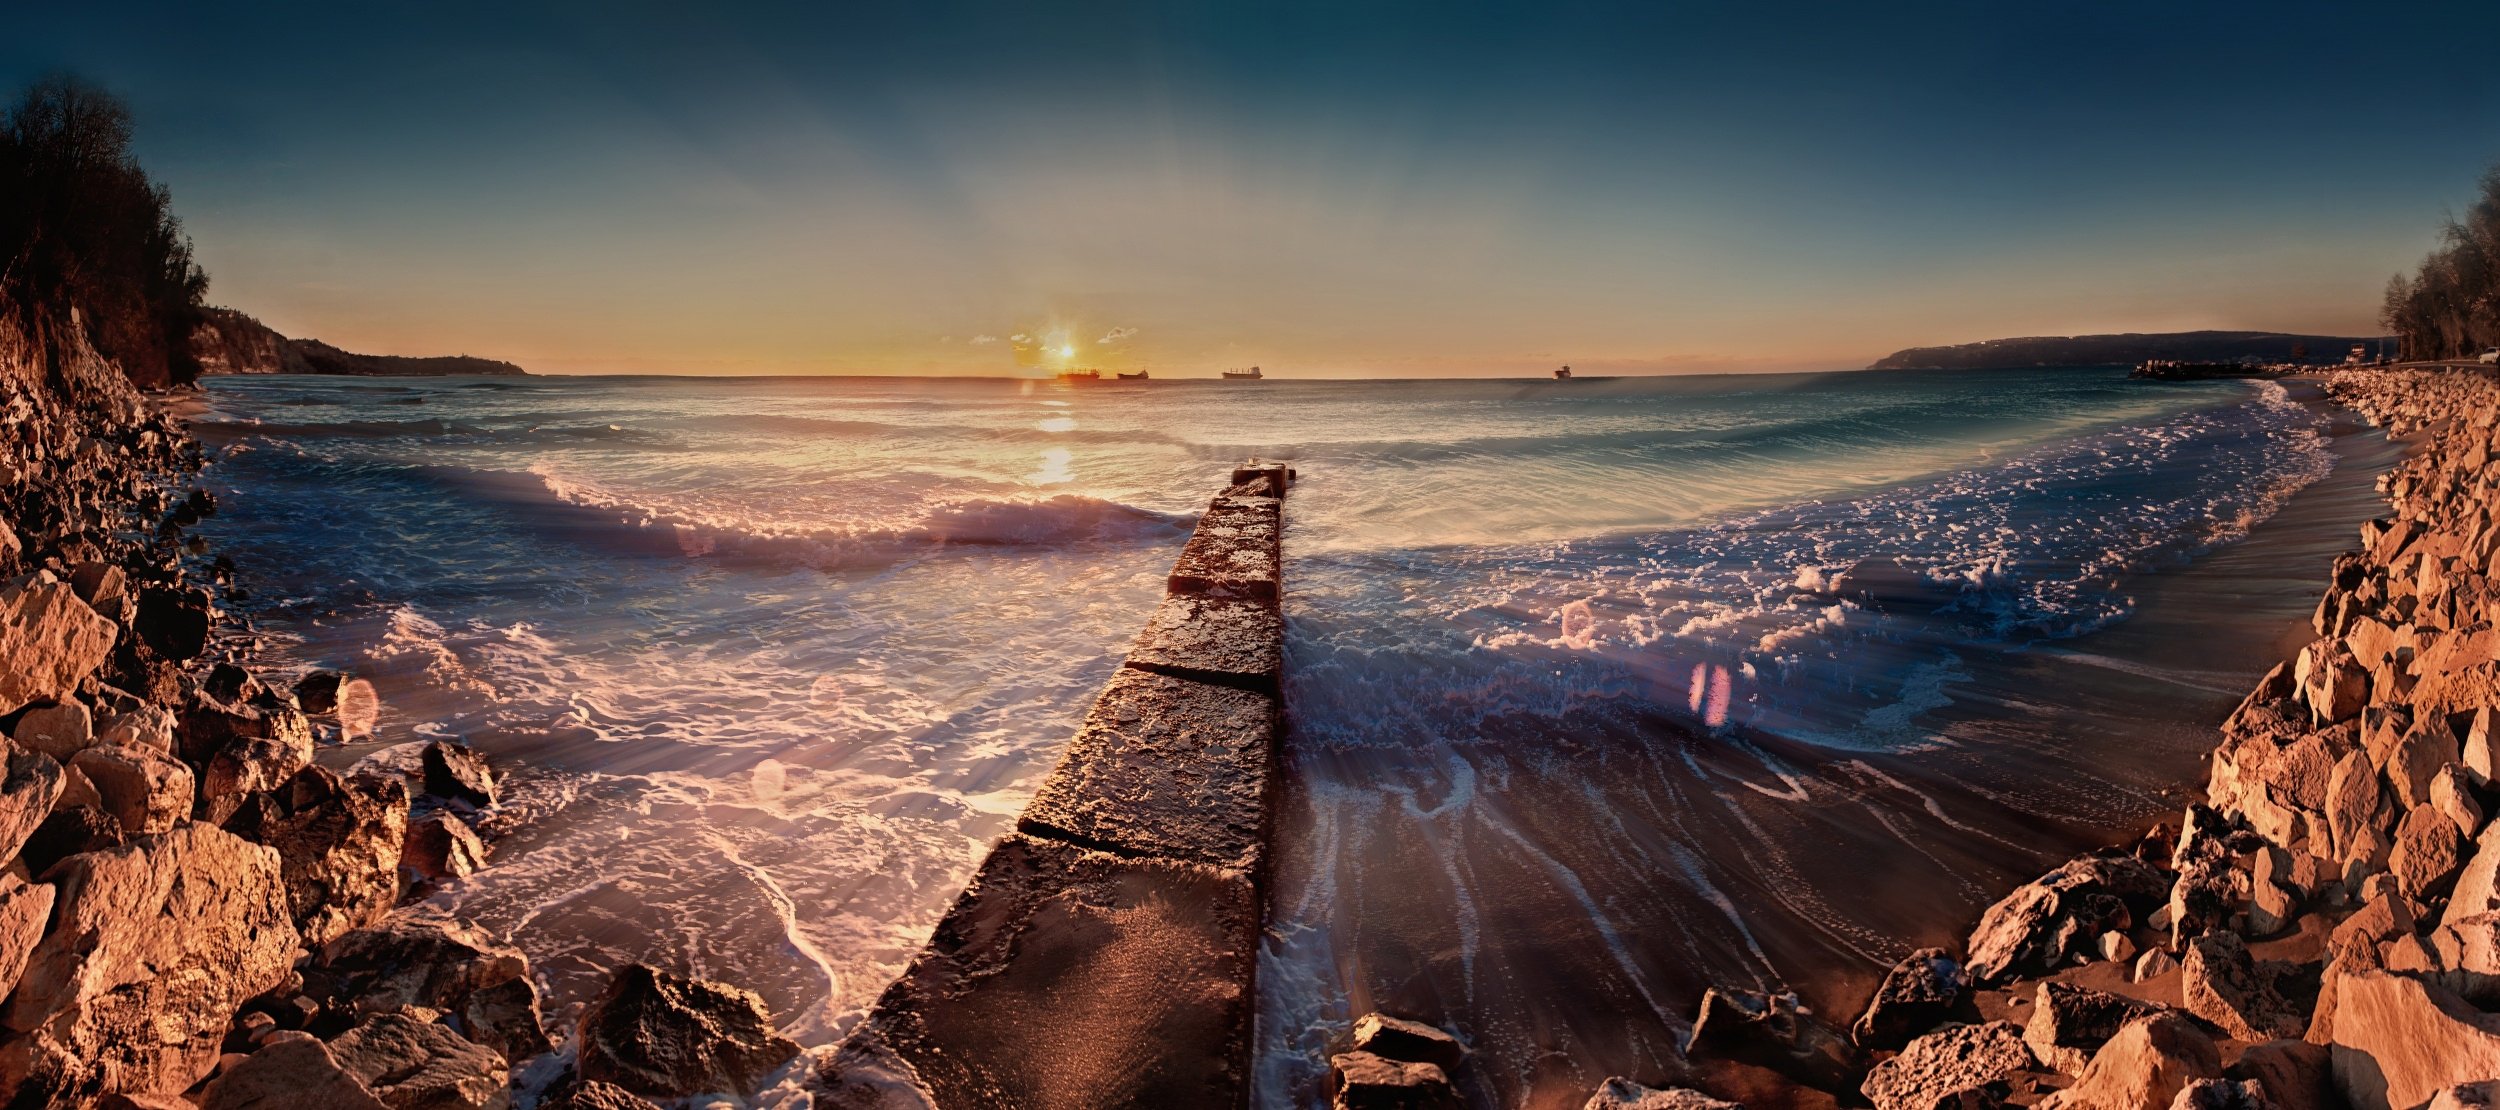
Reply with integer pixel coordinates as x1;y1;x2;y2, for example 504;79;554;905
192;306;529;377
1868;329;2389;371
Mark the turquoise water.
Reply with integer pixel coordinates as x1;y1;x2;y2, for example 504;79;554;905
193;367;2333;1102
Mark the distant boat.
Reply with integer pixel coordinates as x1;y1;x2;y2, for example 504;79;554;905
1221;365;1263;380
1554;365;1572;380
1116;370;1149;380
1056;369;1100;382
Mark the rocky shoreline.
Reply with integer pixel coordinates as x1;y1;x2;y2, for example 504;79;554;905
0;304;796;1109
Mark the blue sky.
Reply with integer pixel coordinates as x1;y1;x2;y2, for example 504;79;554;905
11;1;2500;375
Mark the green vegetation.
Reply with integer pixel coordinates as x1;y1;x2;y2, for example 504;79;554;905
2380;165;2500;361
0;74;207;388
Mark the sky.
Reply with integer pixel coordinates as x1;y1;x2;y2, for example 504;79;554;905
10;1;2500;377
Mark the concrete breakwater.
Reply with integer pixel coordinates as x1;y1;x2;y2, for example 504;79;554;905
1647;367;2500;1110
803;462;1294;1109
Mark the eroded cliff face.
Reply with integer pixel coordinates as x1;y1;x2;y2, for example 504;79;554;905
189;306;293;377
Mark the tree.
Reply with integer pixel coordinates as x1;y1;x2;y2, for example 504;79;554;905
0;74;208;388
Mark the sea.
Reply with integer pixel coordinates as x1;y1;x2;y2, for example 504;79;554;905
190;367;2387;1108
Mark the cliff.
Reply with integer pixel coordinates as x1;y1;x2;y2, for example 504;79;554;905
1870;330;2387;371
190;307;528;377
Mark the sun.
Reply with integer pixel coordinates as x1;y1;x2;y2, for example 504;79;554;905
1058;345;1076;359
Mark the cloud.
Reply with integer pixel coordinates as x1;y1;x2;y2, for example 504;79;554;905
1009;333;1030;343
969;334;999;345
1097;326;1138;344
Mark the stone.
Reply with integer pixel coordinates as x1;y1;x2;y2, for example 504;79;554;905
2182;932;2310;1043
134;584;211;662
2228;1040;2334;1110
1017;666;1277;871
2432;1082;2500;1110
1350;1012;1465;1073
1685;986;1853;1089
2295;640;2370;724
181;676;316;825
813;834;1256;1109
2392;802;2469;899
1332;1051;1455;1109
1;822;299;1100
0;873;54;1004
2432;764;2486;837
225;765;410;947
574;962;799;1098
1581;1080;1743;1109
1861;1021;2035;1110
1852;947;1967;1051
2023;981;2162;1077
294;670;348;715
198;1034;389;1110
2326;970;2500;1110
420;740;496;809
2466;709;2498;786
2447;820;2500;927
0;738;64;864
21;805;124;875
401;811;487;882
539;1080;661;1110
71;741;191;836
2333;893;2418;965
66;561;126;613
10;698;91;761
2387;724;2462;811
2170;1079;2281;1110
1165;491;1281;605
2100;931;2138;965
303;915;531;1024
454;975;549;1066
2137;947;2180;982
2041;1013;2223;1110
1965;854;2168;984
2430;912;2500;1005
1124;593;1284;691
327;1010;509;1110
0;574;117;714
2329;750;2392;870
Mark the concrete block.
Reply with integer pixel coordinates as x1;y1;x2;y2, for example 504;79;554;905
1124;593;1283;691
1019;667;1276;870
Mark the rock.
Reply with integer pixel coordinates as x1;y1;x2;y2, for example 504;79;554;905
180;674;315;825
67;561;126;613
327;1010;509;1110
1;822;299;1100
2329;750;2393;876
2295;640;2370;724
2182;931;2312;1043
2386;723;2462;811
2432;1082;2500;1110
2040;1013;2223;1110
420;740;496;809
1581;1080;1742;1109
10;699;91;761
2228;1040;2334;1110
573;962;799;1098
0;873;54;1004
2170;1078;2282;1109
0;737;65;863
2431;912;2500;1003
198;1033;389;1110
294;670;348;715
1861;1021;2036;1110
1852;947;1967;1051
2432;764;2486;837
1966;854;2168;984
2023;981;2162;1077
401;811;487;883
453;975;549;1066
1332;1050;1455;1109
134;584;211;662
0;574;117;714
1684;985;1853;1089
2100;931;2139;965
2326;970;2500;1110
2332;893;2419;964
1350;1013;1465;1073
303;915;531;1026
2137;947;2181;982
224;765;410;948
538;1080;661;1110
21;804;124;875
71;742;191;837
2392;802;2469;899
2446;821;2500;927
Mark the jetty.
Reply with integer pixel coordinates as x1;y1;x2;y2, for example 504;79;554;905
809;460;1294;1109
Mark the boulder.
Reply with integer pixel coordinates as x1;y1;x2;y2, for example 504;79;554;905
66;561;126;614
225;765;410;948
1853;947;1967;1051
2430;912;2500;1004
2446;821;2500;927
2183;932;2312;1043
1331;1050;1455;1109
133;584;211;662
1684;986;1853;1089
294;671;348;715
2431;764;2486;837
20;805;124;875
1581;1079;1742;1109
1861;1021;2035;1110
2227;1040;2335;1110
303;915;531;1029
401;811;487;883
0;738;65;863
198;1033;389;1110
2295;640;2370;724
420;741;496;809
180;673;315;825
2392;802;2468;899
2329;750;2393;875
1;822;300;1100
2170;1079;2282;1109
1966;854;2168;984
0;873;54;1004
10;699;91;761
573;962;799;1098
1350;1013;1465;1073
453;976;550;1066
2040;1013;2223;1110
327;1011;509;1110
2326;970;2500;1110
71;742;191;837
2023;982;2163;1077
2432;1082;2500;1110
2385;723;2461;811
0;574;117;714
538;1080;661;1110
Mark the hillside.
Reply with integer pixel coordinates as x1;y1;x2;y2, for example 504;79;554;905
1868;330;2387;371
191;306;528;376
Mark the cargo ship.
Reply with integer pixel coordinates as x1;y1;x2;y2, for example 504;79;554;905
1221;365;1263;380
